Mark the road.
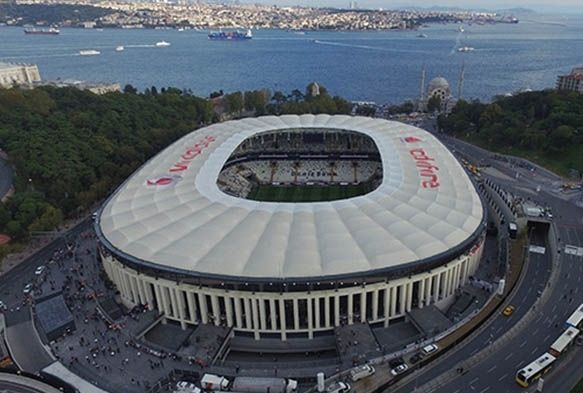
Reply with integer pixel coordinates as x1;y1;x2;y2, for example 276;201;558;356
383;134;583;393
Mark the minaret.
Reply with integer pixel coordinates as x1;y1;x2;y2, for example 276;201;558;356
457;62;465;100
420;65;426;102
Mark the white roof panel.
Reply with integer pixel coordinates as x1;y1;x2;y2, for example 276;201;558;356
98;115;483;280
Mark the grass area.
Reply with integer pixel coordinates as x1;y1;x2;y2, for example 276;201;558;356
571;380;583;393
462;134;582;179
247;184;370;202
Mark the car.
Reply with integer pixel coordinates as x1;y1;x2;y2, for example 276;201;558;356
409;353;423;365
390;363;409;376
326;382;350;393
23;283;34;295
421;344;439;357
35;265;46;276
349;364;375;381
502;305;515;316
176;381;201;393
389;357;405;368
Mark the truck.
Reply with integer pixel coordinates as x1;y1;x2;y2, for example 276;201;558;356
201;374;230;391
231;377;298;393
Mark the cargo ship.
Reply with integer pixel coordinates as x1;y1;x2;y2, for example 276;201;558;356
24;27;60;35
208;29;252;41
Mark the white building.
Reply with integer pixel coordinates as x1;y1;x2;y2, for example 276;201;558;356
557;67;583;94
0;62;41;88
96;115;485;341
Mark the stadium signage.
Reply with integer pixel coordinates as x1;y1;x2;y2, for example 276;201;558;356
169;135;216;173
409;148;440;189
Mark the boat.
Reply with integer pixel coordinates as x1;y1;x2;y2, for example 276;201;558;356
24;27;60;35
457;46;475;53
208;29;252;41
115;46;124;52
79;50;101;56
458;25;465;33
417;33;428;38
155;41;171;47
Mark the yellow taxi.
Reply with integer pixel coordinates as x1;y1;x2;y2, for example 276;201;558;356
502;305;515;316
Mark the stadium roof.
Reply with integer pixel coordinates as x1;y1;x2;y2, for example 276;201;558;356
97;115;484;281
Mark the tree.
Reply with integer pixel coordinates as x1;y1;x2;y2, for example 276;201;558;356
225;92;244;114
427;95;441;113
123;84;137;94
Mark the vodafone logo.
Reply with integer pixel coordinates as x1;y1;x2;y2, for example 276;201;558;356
402;136;422;143
409;147;441;189
145;175;182;188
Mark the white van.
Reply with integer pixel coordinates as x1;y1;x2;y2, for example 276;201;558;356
326;381;351;393
349;364;375;381
421;344;438;357
201;374;230;391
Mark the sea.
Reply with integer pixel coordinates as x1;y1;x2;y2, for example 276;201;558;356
1;14;583;104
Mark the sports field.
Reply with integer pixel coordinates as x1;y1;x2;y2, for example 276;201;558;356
247;184;370;202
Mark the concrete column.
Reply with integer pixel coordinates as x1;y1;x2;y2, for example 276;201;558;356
225;296;234;327
434;273;441;301
137;278;146;304
418;279;425;309
347;294;354;325
384;288;390;327
169;287;179;319
360;291;367;323
269;299;277;330
334;295;340;326
372;289;379;321
187;291;197;323
234;296;243;328
259;298;267;331
307;297;314;339
293;298;300;330
251;298;260;340
390;287;397;317
314;297;321;329
399;285;406;315
154;284;164;315
175;289;187;330
115;268;128;300
198;293;208;324
144;281;154;310
211;294;220;326
162;286;172;318
325;296;331;328
425;277;432;306
279;298;287;341
406;282;413;312
244;298;253;330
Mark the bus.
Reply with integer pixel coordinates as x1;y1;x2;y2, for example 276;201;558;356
515;352;556;388
549;327;579;357
565;303;583;329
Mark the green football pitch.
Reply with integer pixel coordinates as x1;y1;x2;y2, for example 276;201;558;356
247;184;370;202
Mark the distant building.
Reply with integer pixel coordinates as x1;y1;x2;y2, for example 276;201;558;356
418;76;457;113
0;62;41;88
30;80;121;95
557;68;583;94
307;82;321;97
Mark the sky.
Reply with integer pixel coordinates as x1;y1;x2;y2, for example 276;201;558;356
250;0;583;13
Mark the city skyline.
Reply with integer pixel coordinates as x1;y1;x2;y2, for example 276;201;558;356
248;0;582;13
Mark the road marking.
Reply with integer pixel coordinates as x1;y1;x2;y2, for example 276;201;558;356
479;388;490;393
520;340;527;348
531;346;538;355
471;348;479;356
544;334;551;342
504;352;514;360
487;365;497;373
517;360;525;368
470;377;479;385
533;328;539;335
453;390;460;393
498;373;508;382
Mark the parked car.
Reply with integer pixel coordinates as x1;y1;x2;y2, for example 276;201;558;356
390;364;409;376
349;364;375;381
421;344;439;357
409;353;423;365
326;382;350;393
35;265;46;276
23;283;34;295
389;357;405;368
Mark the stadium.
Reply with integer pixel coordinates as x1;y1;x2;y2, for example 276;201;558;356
96;115;486;340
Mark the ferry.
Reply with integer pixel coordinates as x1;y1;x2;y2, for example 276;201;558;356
115;46;124;52
79;50;101;56
457;46;475;53
208;29;252;41
155;41;171;47
417;33;428;38
24;27;60;35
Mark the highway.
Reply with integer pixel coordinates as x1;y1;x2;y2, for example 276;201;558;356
383;135;583;393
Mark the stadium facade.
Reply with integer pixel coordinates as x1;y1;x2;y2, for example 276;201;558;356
96;115;485;340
